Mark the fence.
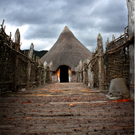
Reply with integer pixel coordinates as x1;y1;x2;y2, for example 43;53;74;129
0;21;51;93
76;26;133;91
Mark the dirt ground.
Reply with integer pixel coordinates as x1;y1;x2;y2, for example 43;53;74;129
0;83;134;135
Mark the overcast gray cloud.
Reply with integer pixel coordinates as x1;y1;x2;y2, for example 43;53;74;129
0;0;128;51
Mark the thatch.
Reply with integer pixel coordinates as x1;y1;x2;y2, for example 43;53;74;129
40;26;92;71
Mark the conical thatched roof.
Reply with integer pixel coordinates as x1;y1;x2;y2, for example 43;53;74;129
40;26;92;71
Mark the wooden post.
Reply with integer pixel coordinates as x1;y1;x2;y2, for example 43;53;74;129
78;71;80;82
87;64;90;87
43;61;47;85
10;32;12;39
79;60;83;82
46;66;50;83
107;38;109;44
97;33;105;90
76;66;80;82
27;43;34;90
48;61;53;83
33;54;35;61
79;70;81;82
112;35;115;41
75;67;77;82
83;63;87;84
83;66;85;83
36;60;41;87
81;71;83;82
13;29;20;92
36;56;39;62
76;71;78;82
124;28;126;41
1;20;5;28
40;64;44;85
88;63;94;88
4;26;6;31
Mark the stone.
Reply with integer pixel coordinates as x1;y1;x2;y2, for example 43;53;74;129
106;78;130;99
20;88;26;92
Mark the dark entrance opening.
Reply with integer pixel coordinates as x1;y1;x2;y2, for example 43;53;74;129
60;65;69;82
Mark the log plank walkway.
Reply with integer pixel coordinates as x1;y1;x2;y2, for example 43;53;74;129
0;83;134;135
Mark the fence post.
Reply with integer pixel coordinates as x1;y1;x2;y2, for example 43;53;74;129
75;66;80;82
83;62;87;84
46;66;50;83
49;61;53;83
76;71;79;82
27;43;34;90
79;60;83;82
13;28;20;92
1;20;5;28
79;71;81;82
36;58;41;87
77;70;80;82
88;63;93;88
97;33;105;90
43;61;47;85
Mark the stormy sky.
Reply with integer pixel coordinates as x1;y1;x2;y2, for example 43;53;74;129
0;0;128;52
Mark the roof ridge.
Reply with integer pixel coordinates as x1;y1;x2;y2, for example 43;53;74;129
62;26;70;32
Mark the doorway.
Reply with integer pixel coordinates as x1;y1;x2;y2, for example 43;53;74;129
60;65;69;82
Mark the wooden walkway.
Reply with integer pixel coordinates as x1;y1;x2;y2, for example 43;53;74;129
0;83;134;135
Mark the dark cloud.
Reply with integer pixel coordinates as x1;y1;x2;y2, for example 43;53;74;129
0;0;127;51
24;24;61;39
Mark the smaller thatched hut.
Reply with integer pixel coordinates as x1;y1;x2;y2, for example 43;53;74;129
40;26;92;83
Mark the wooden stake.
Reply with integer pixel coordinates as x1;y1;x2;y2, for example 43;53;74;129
10;32;12;39
27;43;34;90
13;42;19;92
4;26;6;31
1;20;5;28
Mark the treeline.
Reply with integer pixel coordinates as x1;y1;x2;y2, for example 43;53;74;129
21;50;48;60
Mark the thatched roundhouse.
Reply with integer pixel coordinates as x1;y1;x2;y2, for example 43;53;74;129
40;26;92;83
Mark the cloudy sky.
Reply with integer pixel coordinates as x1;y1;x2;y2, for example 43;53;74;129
0;0;128;52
